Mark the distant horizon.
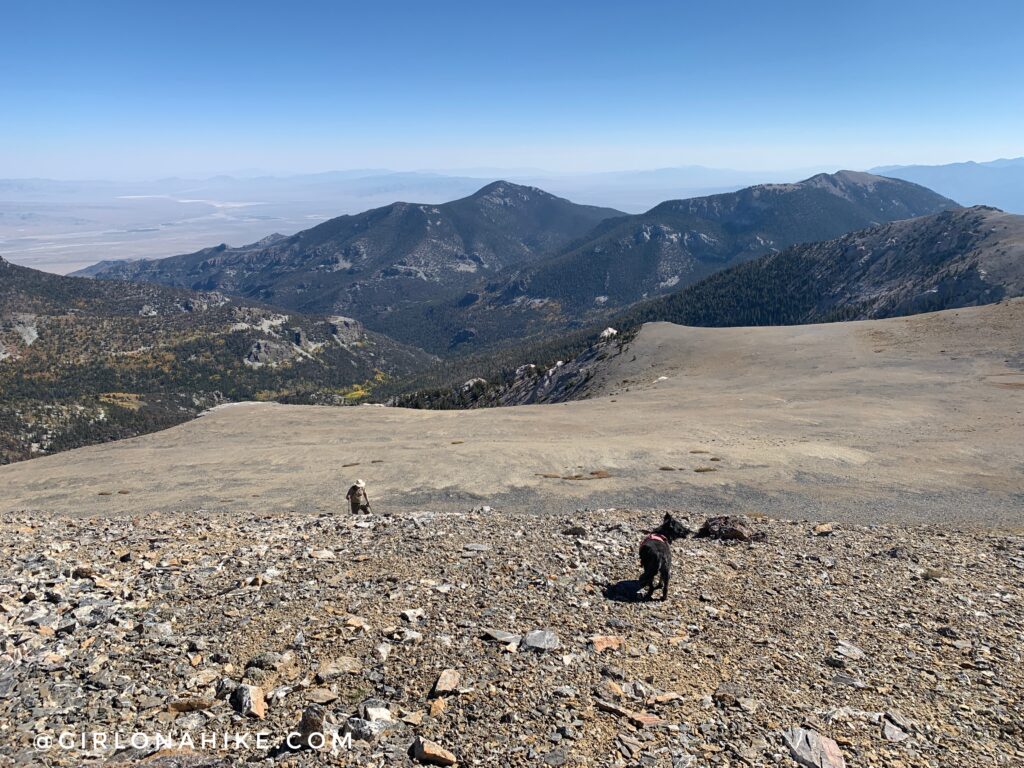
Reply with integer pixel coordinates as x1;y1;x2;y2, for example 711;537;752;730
4;145;1021;183
3;155;1023;184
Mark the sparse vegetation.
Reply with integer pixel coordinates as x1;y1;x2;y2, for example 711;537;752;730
0;258;432;463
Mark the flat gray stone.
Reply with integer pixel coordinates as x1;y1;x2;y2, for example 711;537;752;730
783;727;846;768
834;640;865;661
482;628;522;646
523;629;561;651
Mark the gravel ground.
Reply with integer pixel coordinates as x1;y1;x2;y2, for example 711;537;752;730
2;505;1022;767
388;486;1024;533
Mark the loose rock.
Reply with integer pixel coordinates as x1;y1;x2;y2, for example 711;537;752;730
294;704;327;750
783;727;846;768
432;668;461;696
694;515;764;542
523;629;561;651
412;736;458;765
229;684;266;720
590;635;625;653
316;656;362;681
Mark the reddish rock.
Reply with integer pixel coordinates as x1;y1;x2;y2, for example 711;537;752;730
590;635;625;653
431;668;461;697
413;736;458;765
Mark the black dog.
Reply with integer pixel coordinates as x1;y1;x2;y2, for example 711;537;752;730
638;513;690;601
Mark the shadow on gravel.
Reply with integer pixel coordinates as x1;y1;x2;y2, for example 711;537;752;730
602;578;648;603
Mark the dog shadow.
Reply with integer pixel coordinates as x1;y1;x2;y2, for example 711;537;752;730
602;578;650;603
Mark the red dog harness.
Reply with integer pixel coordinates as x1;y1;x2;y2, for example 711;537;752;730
640;533;667;553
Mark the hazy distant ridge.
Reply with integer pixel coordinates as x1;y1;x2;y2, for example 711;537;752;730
872;157;1024;214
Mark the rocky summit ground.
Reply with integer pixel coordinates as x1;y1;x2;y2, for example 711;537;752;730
2;505;1022;767
1;302;1021;767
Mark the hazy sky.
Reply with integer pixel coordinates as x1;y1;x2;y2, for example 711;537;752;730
3;0;1022;178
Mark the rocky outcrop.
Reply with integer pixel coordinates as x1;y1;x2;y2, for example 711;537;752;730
328;315;363;344
244;339;300;367
393;332;629;410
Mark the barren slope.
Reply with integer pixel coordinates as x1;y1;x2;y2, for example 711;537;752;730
1;300;1020;527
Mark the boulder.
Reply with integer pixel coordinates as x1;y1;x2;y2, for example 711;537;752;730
694;516;764;542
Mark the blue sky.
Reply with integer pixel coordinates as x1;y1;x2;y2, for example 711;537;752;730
2;0;1022;178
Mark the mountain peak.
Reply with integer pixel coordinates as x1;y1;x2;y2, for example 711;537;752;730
473;179;516;193
800;169;885;188
469;180;549;203
791;170;960;206
244;233;289;249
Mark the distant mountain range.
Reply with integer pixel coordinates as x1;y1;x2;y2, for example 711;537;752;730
4;161;993;273
375;171;957;350
6;168;1023;454
75;183;621;336
490;170;956;311
80;172;957;354
1;171;645;275
0;257;432;463
872;157;1024;214
393;206;1024;410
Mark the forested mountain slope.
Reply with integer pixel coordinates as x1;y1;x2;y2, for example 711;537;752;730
614;206;1024;328
0;257;433;463
372;172;959;351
